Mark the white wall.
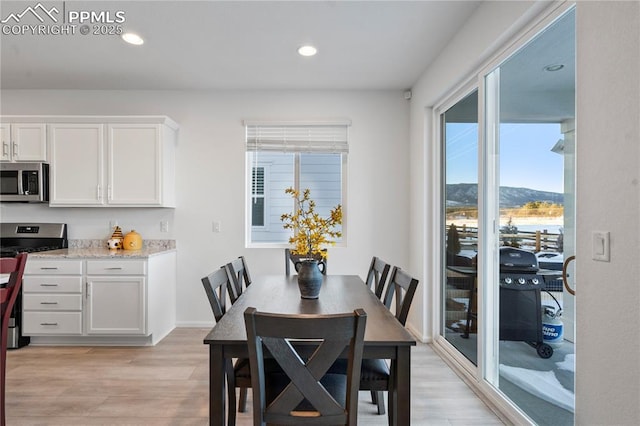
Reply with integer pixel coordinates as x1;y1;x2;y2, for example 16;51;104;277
0;89;411;326
575;2;639;423
409;0;640;424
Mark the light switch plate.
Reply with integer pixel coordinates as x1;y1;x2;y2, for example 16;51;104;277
592;231;610;262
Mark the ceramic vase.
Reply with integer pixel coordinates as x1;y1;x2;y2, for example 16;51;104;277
295;259;323;299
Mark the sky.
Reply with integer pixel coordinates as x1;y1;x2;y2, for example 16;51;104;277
446;122;564;194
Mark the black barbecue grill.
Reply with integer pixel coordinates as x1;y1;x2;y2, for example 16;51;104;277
499;247;553;358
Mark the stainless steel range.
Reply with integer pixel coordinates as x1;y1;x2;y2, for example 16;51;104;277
1;222;68;348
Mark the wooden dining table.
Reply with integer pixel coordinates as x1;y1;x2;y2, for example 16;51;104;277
203;274;416;426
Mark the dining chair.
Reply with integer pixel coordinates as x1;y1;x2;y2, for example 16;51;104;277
362;267;419;416
1;253;28;426
365;256;391;300
201;267;251;425
284;248;327;276
224;256;252;304
244;307;367;426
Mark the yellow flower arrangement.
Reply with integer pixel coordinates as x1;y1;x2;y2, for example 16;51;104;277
280;187;342;259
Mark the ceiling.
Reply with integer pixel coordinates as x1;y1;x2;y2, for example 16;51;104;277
0;0;482;90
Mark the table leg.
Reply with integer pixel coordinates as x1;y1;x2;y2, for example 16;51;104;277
210;345;226;426
389;346;411;426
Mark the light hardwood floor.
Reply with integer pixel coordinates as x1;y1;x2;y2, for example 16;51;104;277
5;328;504;425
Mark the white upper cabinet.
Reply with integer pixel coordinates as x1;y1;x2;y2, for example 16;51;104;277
0;123;47;162
44;117;177;207
108;124;175;206
49;123;105;206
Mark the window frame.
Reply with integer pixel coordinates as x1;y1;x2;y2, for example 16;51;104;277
244;121;349;249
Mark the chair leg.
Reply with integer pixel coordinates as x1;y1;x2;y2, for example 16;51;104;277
375;391;385;415
238;387;248;412
225;361;237;426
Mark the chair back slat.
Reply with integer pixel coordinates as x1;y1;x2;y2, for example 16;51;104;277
224;256;252;304
244;307;366;426
382;267;419;326
365;256;391;300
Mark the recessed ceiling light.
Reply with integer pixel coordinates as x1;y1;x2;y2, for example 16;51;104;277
298;45;317;57
122;32;144;46
544;64;564;72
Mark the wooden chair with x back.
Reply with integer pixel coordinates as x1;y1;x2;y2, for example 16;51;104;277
244;307;367;426
1;253;28;426
361;266;419;416
201;266;252;425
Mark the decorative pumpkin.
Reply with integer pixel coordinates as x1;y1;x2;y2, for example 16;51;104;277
123;230;143;250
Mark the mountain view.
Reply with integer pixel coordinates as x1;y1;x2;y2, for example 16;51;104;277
446;183;564;207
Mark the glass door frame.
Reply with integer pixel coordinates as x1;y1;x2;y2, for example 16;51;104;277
433;81;482;379
430;2;577;423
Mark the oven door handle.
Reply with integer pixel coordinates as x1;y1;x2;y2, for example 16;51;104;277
562;255;576;295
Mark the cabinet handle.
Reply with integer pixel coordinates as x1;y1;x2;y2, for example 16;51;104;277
97;185;102;201
13;141;18;158
40;302;58;305
2;141;8;156
40;267;59;270
105;267;123;270
40;283;59;287
108;185;113;201
40;322;58;326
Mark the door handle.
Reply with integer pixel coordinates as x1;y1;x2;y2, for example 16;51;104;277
562;255;576;295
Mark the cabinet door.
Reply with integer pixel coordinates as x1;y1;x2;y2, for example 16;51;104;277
49;124;105;206
0;124;10;161
0;123;47;162
86;276;146;335
108;124;162;205
12;123;47;161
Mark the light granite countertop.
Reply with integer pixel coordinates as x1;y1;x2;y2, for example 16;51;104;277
29;240;176;259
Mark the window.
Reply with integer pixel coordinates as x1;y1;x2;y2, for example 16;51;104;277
245;121;349;246
251;166;266;227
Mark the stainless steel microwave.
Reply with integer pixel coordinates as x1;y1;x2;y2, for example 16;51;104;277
0;162;49;202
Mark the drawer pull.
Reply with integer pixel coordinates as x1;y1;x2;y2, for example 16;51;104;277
40;267;59;270
40;284;59;287
105;267;123;270
40;322;58;326
40;302;58;305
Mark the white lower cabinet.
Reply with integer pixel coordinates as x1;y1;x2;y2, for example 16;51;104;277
23;259;83;335
23;252;176;345
86;260;146;335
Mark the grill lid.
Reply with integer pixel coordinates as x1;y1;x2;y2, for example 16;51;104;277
499;247;539;272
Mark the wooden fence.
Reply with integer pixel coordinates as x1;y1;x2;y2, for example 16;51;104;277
451;224;562;252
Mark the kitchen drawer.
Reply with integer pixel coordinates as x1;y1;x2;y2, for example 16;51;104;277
23;294;82;311
23;312;83;335
23;276;83;293
86;260;146;275
25;260;83;275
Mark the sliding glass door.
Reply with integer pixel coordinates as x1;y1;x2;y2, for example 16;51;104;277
441;90;479;365
484;9;576;425
438;6;575;424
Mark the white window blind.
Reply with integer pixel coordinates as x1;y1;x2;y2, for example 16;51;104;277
245;122;350;153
